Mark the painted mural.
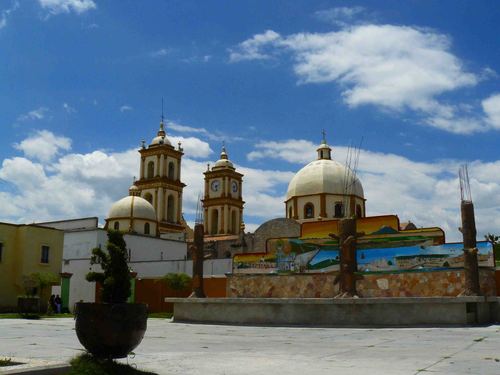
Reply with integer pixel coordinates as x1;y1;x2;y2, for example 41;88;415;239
232;215;493;274
300;215;445;246
232;240;494;274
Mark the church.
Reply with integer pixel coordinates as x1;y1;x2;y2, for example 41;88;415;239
105;117;368;258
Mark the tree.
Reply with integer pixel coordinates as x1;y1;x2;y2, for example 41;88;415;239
86;230;131;304
31;271;59;298
161;273;192;293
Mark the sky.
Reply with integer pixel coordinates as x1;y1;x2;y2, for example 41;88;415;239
0;0;499;241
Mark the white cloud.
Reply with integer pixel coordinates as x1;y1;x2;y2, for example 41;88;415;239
229;26;500;134
169;136;213;159
150;48;170;58
120;105;133;112
248;139;316;163
167;120;243;142
14;130;72;163
229;30;281;62
17;107;49;121
314;6;365;27
482;93;500;129
0;1;19;30
63;102;76;113
38;0;96;15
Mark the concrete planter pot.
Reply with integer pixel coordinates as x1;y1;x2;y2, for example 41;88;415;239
75;302;148;359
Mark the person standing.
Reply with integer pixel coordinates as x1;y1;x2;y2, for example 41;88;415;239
54;294;62;314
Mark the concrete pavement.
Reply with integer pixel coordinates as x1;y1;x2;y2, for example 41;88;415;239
1;318;500;374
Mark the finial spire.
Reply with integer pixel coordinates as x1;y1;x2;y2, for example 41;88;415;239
220;141;228;159
322;129;327;144
158;97;166;137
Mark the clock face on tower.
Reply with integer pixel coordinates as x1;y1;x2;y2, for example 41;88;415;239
211;180;220;192
231;181;238;193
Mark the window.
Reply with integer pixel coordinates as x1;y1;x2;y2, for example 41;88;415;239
356;204;362;218
114;221;120;230
334;203;344;218
41;246;50;264
288;206;293;218
231;210;237;234
147;161;155;179
211;209;219;235
0;242;3;262
144;223;150;235
304;203;314;219
167;195;175;222
168;162;175;180
144;193;153;205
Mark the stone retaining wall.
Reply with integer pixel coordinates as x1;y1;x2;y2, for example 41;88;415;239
227;268;496;298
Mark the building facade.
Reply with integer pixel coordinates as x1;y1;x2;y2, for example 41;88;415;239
0;222;63;311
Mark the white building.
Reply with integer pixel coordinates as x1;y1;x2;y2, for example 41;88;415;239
39;217;231;311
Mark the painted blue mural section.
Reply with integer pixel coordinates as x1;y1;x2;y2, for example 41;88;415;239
306;241;494;273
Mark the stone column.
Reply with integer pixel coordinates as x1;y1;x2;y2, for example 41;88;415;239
140;157;145;179
320;194;327;218
461;201;480;296
159;155;165;177
189;223;206;298
156;155;160;177
335;218;359;298
220;205;225;234
157;188;164;221
177;191;182;224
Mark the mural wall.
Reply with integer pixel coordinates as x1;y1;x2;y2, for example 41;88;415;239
232;215;494;274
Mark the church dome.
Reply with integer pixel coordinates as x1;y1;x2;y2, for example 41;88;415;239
286;159;364;200
149;120;172;147
212;145;234;170
108;196;157;221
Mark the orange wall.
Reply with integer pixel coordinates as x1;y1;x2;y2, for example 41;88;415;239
134;277;227;313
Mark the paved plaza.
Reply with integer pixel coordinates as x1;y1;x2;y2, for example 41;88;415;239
1;318;500;374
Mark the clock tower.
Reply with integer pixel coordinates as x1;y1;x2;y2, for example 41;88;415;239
133;119;186;235
203;145;244;236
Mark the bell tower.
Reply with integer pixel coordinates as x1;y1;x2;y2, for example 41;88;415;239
133;118;186;234
202;145;244;236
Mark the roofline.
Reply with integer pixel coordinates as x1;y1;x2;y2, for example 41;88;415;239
35;217;99;225
0;221;63;232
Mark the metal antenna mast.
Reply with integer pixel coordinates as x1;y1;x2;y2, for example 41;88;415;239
459;164;472;202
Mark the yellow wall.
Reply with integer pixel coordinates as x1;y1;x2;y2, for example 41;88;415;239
0;223;64;311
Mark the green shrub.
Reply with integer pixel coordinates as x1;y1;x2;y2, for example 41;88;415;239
86;230;131;304
161;273;192;292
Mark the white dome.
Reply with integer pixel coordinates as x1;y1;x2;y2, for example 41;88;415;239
213;158;234;169
108;196;157;221
286;159;364;200
150;135;172;146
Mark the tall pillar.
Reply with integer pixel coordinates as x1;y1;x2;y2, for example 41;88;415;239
159;155;165;177
189;223;206;298
157;188;164;222
334;218;359;298
320;194;327;218
461;201;480;296
156;155;160;177
140;157;145;179
177;191;182;224
220;205;224;234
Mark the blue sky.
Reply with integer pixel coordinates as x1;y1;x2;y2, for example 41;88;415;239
1;0;499;240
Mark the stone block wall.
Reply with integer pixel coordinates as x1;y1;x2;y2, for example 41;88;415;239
227;268;496;298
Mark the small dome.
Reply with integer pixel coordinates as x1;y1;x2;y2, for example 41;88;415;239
129;184;140;196
150;121;172;146
286;159;364;200
212;145;234;169
150;135;172;146
108;196;157;221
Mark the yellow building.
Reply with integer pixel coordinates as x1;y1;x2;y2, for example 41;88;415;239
0;222;64;311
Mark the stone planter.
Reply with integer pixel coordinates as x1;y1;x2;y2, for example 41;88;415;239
75;302;148;359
